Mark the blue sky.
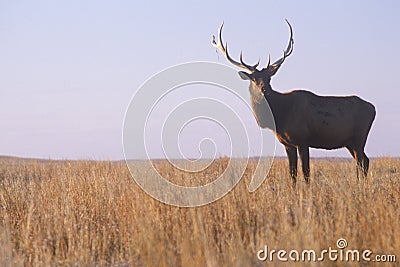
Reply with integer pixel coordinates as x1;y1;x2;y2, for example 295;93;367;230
1;1;399;159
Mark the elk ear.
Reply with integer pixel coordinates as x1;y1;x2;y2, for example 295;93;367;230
238;71;252;80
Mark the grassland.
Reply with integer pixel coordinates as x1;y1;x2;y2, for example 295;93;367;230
0;157;399;266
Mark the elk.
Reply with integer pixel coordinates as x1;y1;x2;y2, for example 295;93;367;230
212;20;376;185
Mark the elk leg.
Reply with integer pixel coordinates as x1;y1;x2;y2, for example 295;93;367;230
354;149;369;179
298;146;310;183
285;146;298;186
346;146;356;159
346;146;360;179
361;151;369;177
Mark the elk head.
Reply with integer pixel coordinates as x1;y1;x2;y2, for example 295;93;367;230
212;20;294;99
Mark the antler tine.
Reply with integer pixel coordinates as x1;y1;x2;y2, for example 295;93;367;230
284;19;294;57
269;19;294;69
253;58;260;69
212;22;258;72
265;54;271;69
240;52;260;70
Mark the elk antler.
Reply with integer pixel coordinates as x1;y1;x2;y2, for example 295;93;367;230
265;19;294;72
212;22;260;72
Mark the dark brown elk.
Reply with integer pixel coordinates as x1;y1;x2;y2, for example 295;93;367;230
212;20;376;185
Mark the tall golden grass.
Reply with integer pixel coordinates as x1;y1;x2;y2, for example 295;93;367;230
0;157;399;266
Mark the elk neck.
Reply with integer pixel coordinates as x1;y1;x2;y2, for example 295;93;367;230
249;84;288;132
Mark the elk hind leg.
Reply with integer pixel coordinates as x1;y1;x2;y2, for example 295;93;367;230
346;146;359;179
353;148;369;179
360;151;369;177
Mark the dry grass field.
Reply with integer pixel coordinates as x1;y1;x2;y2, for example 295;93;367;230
0;157;399;266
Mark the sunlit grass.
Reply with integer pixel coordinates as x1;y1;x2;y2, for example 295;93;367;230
0;157;399;266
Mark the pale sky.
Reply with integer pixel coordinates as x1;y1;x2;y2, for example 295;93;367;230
1;1;399;159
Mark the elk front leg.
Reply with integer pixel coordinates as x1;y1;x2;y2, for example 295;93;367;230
285;146;298;186
298;146;310;183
